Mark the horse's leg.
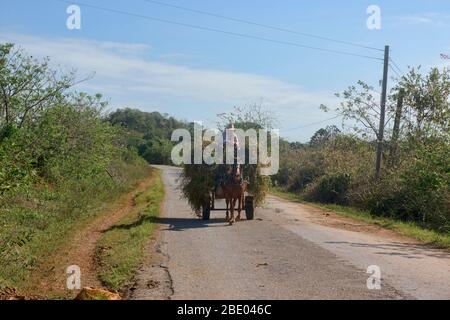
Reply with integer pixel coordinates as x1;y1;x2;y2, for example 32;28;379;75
225;198;230;221
236;194;242;221
229;198;236;225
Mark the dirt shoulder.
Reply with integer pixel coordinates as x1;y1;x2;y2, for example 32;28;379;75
267;195;420;244
27;168;156;299
268;191;450;250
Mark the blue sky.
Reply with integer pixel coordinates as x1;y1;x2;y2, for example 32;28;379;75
1;0;449;141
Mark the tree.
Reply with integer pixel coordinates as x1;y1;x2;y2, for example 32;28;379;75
216;104;277;130
108;108;188;139
397;67;450;140
0;43;80;138
309;125;340;147
321;80;395;140
108;108;189;165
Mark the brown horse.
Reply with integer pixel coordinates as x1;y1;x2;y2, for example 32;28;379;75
223;173;248;225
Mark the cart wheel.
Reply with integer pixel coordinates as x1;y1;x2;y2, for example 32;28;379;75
245;196;254;220
202;202;211;220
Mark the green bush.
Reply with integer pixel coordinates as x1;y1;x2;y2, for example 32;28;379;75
273;141;325;192
366;141;449;229
305;172;351;204
288;165;323;192
139;138;173;165
0;142;148;290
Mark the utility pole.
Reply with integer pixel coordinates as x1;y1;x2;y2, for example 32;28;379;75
375;45;389;179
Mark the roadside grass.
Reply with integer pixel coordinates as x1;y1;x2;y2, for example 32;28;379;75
96;169;164;291
271;188;450;249
0;158;148;295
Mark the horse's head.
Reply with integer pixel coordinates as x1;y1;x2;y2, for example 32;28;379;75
230;172;241;184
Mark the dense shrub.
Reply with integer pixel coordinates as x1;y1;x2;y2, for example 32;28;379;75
273;141;324;192
288;163;323;192
305;172;351;204
0;102;149;289
139;138;173;165
366;141;449;229
0;44;150;290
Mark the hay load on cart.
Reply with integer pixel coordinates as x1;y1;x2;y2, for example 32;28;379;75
180;124;272;221
181;158;268;221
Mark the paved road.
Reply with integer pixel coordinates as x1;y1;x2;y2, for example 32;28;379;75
131;166;450;300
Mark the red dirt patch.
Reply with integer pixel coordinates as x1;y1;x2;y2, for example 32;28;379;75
29;168;156;299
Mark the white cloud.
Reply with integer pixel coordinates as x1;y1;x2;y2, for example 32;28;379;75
397;16;433;24
395;13;450;27
97;41;150;55
0;32;340;140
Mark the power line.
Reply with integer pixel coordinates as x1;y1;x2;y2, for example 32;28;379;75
143;0;384;52
389;56;405;78
390;58;403;73
389;57;403;74
389;64;401;78
53;0;383;61
283;115;341;132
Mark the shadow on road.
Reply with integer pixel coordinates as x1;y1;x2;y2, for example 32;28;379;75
103;215;229;233
157;216;229;231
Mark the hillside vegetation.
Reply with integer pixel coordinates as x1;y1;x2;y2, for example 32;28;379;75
0;43;149;292
108;108;189;165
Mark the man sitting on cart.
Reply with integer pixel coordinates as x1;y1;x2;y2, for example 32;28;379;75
221;124;243;185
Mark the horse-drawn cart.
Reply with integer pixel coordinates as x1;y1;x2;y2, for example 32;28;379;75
179;126;269;224
201;185;255;221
